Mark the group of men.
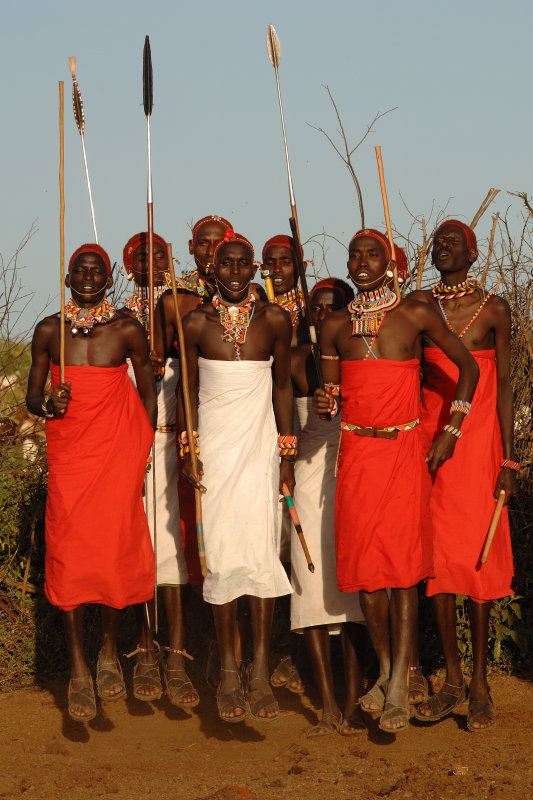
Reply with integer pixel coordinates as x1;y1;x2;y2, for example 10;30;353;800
26;213;517;736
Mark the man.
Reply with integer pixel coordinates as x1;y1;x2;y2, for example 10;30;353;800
262;234;306;347
290;277;368;738
314;228;479;732
26;244;156;723
121;231;198;708
181;231;293;723
411;219;516;731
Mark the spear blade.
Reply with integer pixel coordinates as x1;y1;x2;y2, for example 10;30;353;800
143;35;153;117
266;24;281;67
67;56;98;242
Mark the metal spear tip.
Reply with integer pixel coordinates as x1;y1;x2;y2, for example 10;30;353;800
266;24;281;67
143;35;153;117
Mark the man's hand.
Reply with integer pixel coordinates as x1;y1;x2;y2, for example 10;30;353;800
150;352;165;380
494;467;518;504
49;382;72;416
313;388;335;420
425;430;457;473
280;458;295;497
181;454;206;493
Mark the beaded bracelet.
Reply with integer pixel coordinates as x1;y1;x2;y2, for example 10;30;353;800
41;398;55;419
450;399;472;416
146;455;153;474
325;383;340;417
443;424;462;439
179;430;200;459
278;434;298;457
501;459;520;471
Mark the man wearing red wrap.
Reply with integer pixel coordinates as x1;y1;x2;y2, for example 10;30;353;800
26;244;157;723
314;229;478;732
411;220;516;732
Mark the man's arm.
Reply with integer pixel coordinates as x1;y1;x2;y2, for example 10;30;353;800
270;306;295;494
313;313;342;418
492;297;517;503
180;310;205;491
127;319;158;429
26;318;71;417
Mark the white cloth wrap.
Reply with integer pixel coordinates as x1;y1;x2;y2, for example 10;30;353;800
198;357;292;605
291;397;363;632
128;358;188;585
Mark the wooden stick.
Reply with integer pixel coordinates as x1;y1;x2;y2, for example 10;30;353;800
281;482;314;572
375;146;400;296
470;188;500;231
59;81;65;384
480;213;499;288
166;243;207;578
480;489;506;564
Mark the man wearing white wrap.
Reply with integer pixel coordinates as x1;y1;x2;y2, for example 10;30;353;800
182;230;294;724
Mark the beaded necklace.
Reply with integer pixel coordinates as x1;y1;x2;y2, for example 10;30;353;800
168;269;216;299
64;297;117;335
274;287;304;326
432;275;482;300
124;284;167;330
212;292;255;360
348;285;400;336
437;291;493;339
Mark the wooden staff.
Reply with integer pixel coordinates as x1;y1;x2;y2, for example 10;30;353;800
166;243;207;578
375;146;401;297
59;81;65;384
282;482;314;572
480;490;506;564
67;57;98;242
143;35;156;358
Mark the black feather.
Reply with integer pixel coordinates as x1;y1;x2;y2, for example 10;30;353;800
72;80;84;135
143;35;153;117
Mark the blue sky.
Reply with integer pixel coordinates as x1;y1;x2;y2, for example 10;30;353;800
1;0;532;331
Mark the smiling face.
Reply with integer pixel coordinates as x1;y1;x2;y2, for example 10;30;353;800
130;241;168;287
66;253;112;307
262;245;297;295
347;236;388;291
432;224;476;280
189;221;228;278
214;242;256;303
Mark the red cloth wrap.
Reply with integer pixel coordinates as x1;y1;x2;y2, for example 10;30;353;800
45;364;155;610
69;244;112;276
123;232;168;273
420;349;513;601
335;359;433;592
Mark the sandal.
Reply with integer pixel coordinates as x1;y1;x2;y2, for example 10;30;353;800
130;645;163;702
68;675;97;723
270;655;304;694
96;650;126;701
164;665;200;708
217;668;249;723
307;710;343;739
467;694;496;732
415;680;467;722
359;675;389;712
408;666;428;705
246;671;280;723
339;707;366;736
379;701;410;733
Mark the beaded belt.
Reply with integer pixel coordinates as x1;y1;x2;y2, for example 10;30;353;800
340;418;419;440
156;425;176;433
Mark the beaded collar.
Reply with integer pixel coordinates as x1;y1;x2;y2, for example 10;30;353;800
432;275;482;300
64;297;117;336
212;292;255;360
168;269;216;299
274;287;304;326
124;284;167;329
348;286;400;336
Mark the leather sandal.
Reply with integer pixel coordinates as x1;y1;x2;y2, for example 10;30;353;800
68;675;97;723
96;650;126;701
415;680;467;722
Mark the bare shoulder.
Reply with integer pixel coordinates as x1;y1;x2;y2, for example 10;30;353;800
260;301;292;331
32;313;59;343
483;293;511;327
397;295;440;326
406;288;432;304
324;307;350;332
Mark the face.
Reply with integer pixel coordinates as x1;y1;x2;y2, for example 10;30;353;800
432;224;476;277
262;245;296;295
189;221;227;278
347;236;388;291
214;242;256;303
130;241;168;287
310;287;344;332
66;253;112;307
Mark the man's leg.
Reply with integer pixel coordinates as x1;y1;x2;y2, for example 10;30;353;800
341;622;365;730
97;604;125;699
248;596;279;720
359;589;391;710
304;626;341;733
162;585;199;706
132;598;163;699
467;598;495;730
212;599;247;720
63;605;95;720
381;586;418;730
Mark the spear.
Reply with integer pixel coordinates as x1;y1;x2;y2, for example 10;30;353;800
67;58;98;243
59;82;65;384
165;243;207;578
480;490;506;564
143;35;156;357
266;24;325;391
281;483;314;572
375;146;400;297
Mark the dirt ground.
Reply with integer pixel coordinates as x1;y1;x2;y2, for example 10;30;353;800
1;675;532;800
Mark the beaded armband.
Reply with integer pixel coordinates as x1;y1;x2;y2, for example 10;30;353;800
443;424;462;439
179;430;200;459
278;434;298;458
325;383;340;417
450;399;472;416
146;454;153;474
41;398;55;419
321;353;340;360
501;459;520;472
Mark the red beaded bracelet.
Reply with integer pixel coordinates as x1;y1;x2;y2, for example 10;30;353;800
501;459;520;471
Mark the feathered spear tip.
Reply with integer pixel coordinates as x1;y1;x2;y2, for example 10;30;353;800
68;56;85;135
266;24;281;68
143;35;153;117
